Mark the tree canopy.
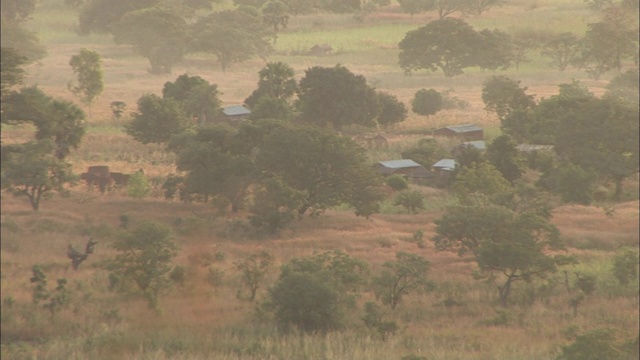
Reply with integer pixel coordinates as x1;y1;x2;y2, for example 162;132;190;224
296;64;379;130
162;74;221;125
125;94;190;144
68;48;104;112
190;9;273;72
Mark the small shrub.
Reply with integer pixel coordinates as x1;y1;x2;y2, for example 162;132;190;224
613;249;639;286
362;301;398;340
394;190;425;214
557;328;624;360
119;214;130;229
169;265;187;287
385;174;408;191
127;171;151;199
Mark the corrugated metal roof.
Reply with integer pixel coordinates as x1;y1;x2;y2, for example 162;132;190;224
432;159;456;171
377;159;422;169
516;144;554;152
443;124;483;133
460;140;486;150
222;105;251;116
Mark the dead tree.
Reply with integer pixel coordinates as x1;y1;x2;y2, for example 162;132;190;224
67;238;98;270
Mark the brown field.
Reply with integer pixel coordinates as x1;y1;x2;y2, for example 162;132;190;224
2;0;639;359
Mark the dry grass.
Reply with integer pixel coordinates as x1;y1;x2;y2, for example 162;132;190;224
3;1;639;359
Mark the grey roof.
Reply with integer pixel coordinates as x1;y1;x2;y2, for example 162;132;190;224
222;105;251;116
432;159;456;171
377;159;422;169
516;144;554;152
441;124;483;133
459;140;486;150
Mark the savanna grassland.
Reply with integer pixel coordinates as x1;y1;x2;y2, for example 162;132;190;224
1;0;639;359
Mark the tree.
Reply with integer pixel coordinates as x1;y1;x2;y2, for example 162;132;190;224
68;48;104;117
466;0;507;15
2;86;87;159
373;252;431;309
432;0;472;19
397;0;433;17
554;96;639;200
541;32;581;71
248;176;305;234
476;29;513;71
190;9;273;72
125;94;190;144
482;75;536;121
269;250;368;332
605;69;639;106
235;251;274;301
0;21;47;64
77;0;160;35
170;126;256;211
162;74;221;125
296;65;379;130
376;91;408;128
537;162;597;205
1;0;37;24
411;88;442;116
433;203;564;307
394;190;426;214
398;18;483;77
486;134;526;183
109;221;178;308
385;174;408;191
451;161;511;202
111;7;189;73
244;62;297;109
1;140;76;211
0;47;27;99
501;80;594;144
248;96;294;121
127;171;151;198
262;1;289;44
256;123;383;216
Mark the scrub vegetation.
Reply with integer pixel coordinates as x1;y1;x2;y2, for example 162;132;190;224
1;0;638;359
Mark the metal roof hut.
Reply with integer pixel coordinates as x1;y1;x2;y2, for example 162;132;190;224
221;105;251;123
310;44;333;56
434;124;484;141
374;159;432;181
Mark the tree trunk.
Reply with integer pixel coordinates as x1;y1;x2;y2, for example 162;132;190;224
498;277;514;307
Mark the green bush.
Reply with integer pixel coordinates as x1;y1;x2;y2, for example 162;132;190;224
385;174;408;191
127;171;151;199
613;249;639;286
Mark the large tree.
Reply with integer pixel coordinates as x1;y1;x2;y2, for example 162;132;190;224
245;62;297;109
125;94;190;144
162;74;221;125
376;91;408;129
398;18;484;77
1;140;76;211
68;48;104;117
0;47;27;100
541;32;581;72
262;1;290;44
554;96;639;200
190;9;273;72
433;203;564;307
296;64;379;130
256;123;383;216
486;134;526;183
2;87;86;159
111;7;189;74
170;126;256;211
481;75;536;121
77;0;160;35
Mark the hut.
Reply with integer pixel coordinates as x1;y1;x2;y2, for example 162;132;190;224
433;124;484;141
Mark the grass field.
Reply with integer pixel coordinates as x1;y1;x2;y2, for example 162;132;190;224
2;0;639;359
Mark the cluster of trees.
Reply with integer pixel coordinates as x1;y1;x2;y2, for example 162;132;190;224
1;49;89;210
397;0;507;18
482;74;639;202
74;0;393;73
398;2;638;78
1;0;46;64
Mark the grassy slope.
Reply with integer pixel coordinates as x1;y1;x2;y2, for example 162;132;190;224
1;1;638;359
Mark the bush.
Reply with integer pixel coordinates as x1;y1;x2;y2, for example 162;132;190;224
269;251;368;333
557;328;628;360
394;190;425;214
613;249;639;286
385;174;408;191
412;88;442;116
127;171;151;199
